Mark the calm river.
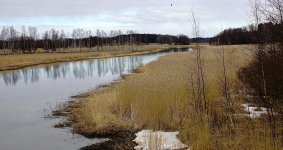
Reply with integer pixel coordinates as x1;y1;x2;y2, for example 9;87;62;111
0;48;187;150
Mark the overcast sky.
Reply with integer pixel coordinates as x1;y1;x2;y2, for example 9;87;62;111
0;0;250;37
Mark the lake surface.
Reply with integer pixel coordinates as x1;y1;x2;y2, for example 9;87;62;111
0;48;187;150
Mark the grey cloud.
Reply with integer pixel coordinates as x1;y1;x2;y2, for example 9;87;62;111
0;0;250;36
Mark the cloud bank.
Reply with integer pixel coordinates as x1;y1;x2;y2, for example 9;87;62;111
0;0;250;37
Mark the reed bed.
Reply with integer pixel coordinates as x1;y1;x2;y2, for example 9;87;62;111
66;44;283;149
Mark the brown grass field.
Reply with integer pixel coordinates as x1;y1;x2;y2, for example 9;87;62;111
61;44;283;149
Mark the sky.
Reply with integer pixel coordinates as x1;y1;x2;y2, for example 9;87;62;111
0;0;250;37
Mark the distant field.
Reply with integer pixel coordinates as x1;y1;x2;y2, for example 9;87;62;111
61;44;283;149
0;44;169;54
0;44;188;71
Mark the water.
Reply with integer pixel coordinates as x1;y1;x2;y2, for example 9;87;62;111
0;48;187;150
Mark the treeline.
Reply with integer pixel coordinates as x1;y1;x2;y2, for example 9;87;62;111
210;25;257;45
156;34;190;45
210;22;283;45
0;26;190;54
191;37;211;43
239;21;283;100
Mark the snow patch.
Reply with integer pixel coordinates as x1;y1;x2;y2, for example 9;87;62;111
241;103;276;118
133;130;189;150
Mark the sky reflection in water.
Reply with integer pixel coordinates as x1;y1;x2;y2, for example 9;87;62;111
0;49;186;150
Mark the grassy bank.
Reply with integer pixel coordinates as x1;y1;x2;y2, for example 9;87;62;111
61;44;283;149
0;44;187;71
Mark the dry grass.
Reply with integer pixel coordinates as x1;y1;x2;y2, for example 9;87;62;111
66;44;283;149
0;44;182;71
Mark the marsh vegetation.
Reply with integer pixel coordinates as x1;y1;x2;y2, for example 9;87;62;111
62;44;283;149
1;0;283;149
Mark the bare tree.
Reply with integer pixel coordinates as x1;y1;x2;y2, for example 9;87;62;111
109;30;117;50
190;9;207;111
50;29;59;52
28;26;38;53
1;26;9;54
118;30;123;47
86;30;92;50
126;30;136;50
216;44;233;124
101;29;107;50
59;29;66;52
20;26;27;53
76;29;85;52
96;29;101;51
259;0;283;23
72;29;78;51
9;26;18;53
65;31;70;49
43;31;51;53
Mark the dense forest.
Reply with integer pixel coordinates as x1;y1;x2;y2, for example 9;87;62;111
210;22;283;45
0;27;190;54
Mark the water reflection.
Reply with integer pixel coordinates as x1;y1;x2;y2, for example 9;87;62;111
0;48;188;150
0;48;186;86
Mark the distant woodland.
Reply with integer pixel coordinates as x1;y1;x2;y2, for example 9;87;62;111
0;27;190;54
210;22;283;45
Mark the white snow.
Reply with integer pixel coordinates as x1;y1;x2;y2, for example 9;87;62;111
241;103;275;118
133;130;189;150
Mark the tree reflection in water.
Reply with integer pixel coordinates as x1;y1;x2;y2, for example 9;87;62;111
0;48;187;86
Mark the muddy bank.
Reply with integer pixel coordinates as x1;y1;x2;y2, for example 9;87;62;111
53;98;138;150
51;72;142;150
51;69;145;149
79;129;137;150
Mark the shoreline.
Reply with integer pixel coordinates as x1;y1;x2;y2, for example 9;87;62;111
0;45;189;72
52;49;194;149
52;49;191;149
52;77;140;150
51;45;255;149
51;49;189;149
